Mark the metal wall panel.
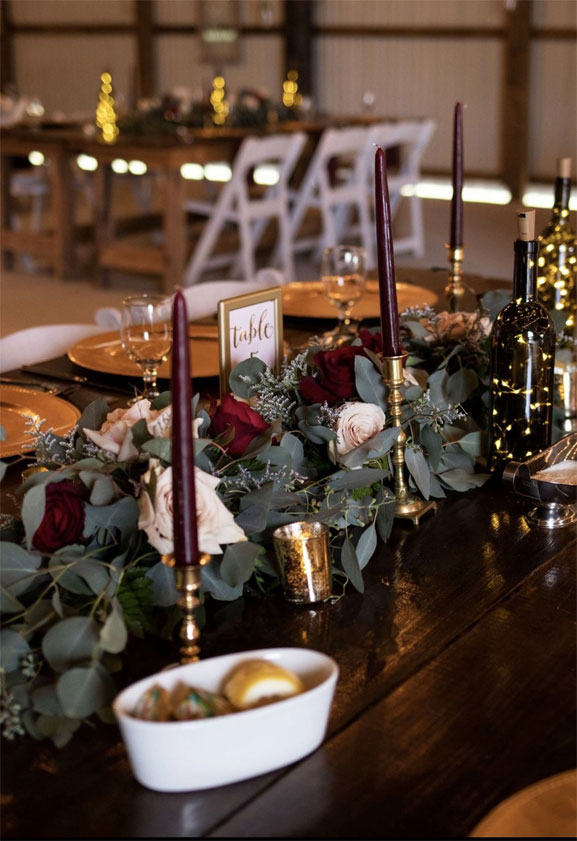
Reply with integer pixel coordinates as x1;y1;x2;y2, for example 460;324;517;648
316;0;503;28
10;0;134;25
13;35;135;113
316;36;503;173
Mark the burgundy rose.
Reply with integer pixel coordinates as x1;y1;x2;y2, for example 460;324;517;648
210;393;269;457
33;480;86;553
358;329;383;354
300;345;368;406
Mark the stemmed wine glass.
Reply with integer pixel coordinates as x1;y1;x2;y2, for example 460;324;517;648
120;294;173;402
321;245;367;344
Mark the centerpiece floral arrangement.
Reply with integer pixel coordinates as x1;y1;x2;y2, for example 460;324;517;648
0;294;515;747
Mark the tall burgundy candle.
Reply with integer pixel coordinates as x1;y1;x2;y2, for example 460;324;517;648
450;101;464;248
171;290;199;566
374;146;401;356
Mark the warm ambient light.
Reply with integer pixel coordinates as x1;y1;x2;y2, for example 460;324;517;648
253;164;280;186
523;186;577;211
128;160;147;175
204;162;232;182
111;158;129;174
28;151;45;166
400;178;512;205
180;163;205;180
76;154;98;171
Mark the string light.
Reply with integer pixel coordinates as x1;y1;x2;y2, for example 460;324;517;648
282;69;302;109
95;71;119;144
210;76;229;126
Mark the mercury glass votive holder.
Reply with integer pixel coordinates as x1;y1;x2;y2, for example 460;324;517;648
273;522;332;604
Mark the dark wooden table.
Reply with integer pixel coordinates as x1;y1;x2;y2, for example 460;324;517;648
2;387;575;838
1;270;575;838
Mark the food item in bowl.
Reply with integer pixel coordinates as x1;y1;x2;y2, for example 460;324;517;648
222;659;305;710
170;682;234;720
133;684;171;721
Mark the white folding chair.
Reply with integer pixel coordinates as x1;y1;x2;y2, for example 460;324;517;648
183;133;306;286
280;125;372;263
363;119;437;262
0;324;105;374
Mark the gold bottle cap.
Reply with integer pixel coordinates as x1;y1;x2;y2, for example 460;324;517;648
517;208;536;241
557;157;572;179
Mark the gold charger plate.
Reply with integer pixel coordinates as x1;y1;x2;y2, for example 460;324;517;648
282;279;438;320
0;385;81;458
68;325;220;379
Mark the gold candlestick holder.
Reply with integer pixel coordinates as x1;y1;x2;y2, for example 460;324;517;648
164;553;211;664
445;243;465;313
383;354;437;525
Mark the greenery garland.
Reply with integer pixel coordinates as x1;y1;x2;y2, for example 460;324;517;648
0;291;567;746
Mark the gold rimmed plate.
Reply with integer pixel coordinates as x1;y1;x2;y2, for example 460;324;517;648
68;325;220;379
0;386;81;459
282;280;438;320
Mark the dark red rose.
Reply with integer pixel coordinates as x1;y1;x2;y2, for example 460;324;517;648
210;393;269;457
33;480;86;553
300;345;367;406
358;329;383;354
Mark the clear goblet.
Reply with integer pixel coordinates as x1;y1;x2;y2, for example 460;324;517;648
321;245;367;345
120;294;173;401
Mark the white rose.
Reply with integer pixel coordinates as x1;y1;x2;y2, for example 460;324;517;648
84;401;201;460
84;399;157;461
335;402;387;458
138;463;246;557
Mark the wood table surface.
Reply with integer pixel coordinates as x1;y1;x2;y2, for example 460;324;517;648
2;273;575;839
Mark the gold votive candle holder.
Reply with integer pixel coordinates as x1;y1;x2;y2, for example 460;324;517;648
273;522;332;604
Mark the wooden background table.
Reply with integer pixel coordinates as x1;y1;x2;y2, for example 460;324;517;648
1;270;574;839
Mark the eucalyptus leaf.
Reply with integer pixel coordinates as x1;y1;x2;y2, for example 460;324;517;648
376;498;395;543
458;430;487;459
355;523;377;570
42;616;100;673
420;424;442;470
35;714;81;748
0;542;42;597
100;600;128;654
74;560;110;596
279;432;305;472
142;438;171;463
0;587;24;613
88;476;115;507
21;483;47;550
202;560;244;601
438;468;490;492
427;369;449;409
235;503;269;535
340;537;364;594
229;357;267;400
56;665;115;718
0;629;30;672
405;447;431;500
447;368;478;403
354;355;387;408
0;425;5;442
77;398;110;434
329;468;389;491
31;685;63;716
130;418;153;448
0;461;6;482
221;542;261;588
145;561;179;607
83;497;139;540
337;427;399;469
49;548;93;596
151;391;172;410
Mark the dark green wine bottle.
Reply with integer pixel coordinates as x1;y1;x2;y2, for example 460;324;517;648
489;210;556;472
537;157;576;331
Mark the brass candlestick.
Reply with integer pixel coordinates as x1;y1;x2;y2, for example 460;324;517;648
165;553;211;664
445;243;465;313
383;354;437;525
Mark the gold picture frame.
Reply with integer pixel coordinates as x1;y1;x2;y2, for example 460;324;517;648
218;286;284;393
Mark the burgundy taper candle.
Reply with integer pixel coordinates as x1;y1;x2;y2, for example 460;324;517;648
374;146;401;356
450;101;463;248
171;290;199;566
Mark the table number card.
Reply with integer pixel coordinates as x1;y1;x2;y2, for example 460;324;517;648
217;287;283;393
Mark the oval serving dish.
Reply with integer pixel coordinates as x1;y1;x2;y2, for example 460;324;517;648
113;647;338;792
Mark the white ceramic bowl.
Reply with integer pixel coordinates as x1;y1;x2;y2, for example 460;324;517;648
113;647;338;792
